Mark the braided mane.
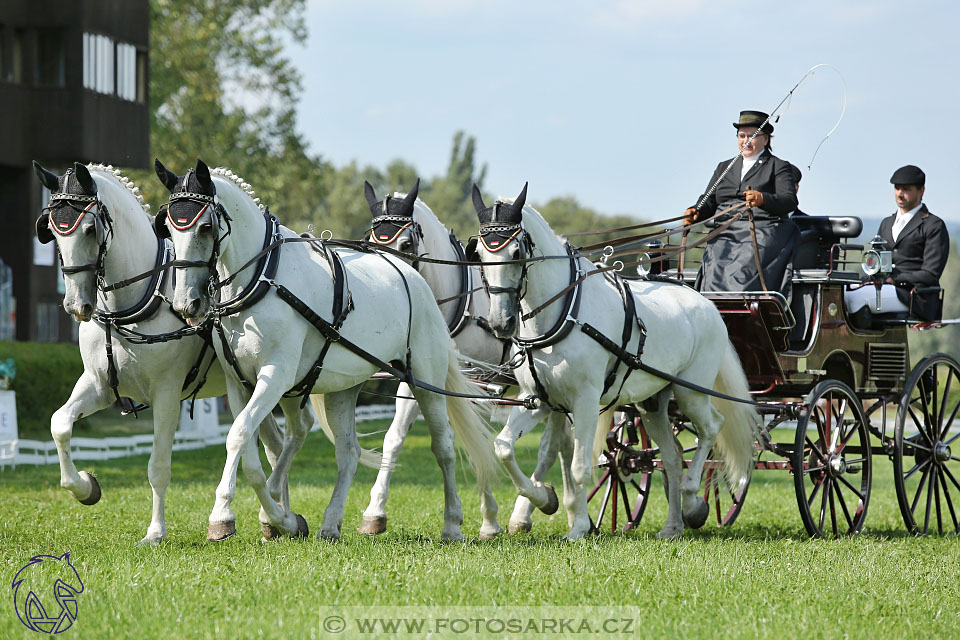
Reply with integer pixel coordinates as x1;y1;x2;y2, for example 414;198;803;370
211;167;265;212
86;163;151;217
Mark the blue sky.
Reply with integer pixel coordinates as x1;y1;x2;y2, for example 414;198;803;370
290;1;960;223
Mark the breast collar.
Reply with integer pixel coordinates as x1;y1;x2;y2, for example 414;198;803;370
503;234;584;351
212;212;282;319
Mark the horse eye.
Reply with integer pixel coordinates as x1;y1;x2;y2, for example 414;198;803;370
198;222;213;233
510;244;521;260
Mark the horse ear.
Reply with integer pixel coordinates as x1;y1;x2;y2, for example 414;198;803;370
33;161;60;191
74;163;97;194
155;158;178;192
363;181;378;209
513;182;528;213
153;210;170;239
195;159;212;189
35;213;54;244
403;178;420;207
471;184;487;215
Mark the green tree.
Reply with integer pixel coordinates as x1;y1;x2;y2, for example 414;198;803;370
421;131;488;241
129;0;324;223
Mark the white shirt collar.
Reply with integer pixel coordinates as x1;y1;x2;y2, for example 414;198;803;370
740;151;764;180
897;203;923;219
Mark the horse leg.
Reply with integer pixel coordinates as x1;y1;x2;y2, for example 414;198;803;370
50;372;110;504
259;412;290;511
673;386;725;530
209;372;305;541
360;384;419;535
641;390;685;539
494;405;557;516
409;388;467;541
259;398;312;539
508;411;566;533
565;391;606;540
313;386;362;541
553;415;579;528
137;385;181;546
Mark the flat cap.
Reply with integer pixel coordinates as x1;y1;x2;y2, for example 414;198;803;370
890;165;925;186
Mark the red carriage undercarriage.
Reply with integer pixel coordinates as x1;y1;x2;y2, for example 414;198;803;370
587;214;960;538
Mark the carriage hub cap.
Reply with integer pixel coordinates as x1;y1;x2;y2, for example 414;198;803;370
827;455;846;477
934;442;951;464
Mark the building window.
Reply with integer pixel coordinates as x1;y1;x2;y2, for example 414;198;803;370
11;29;23;83
35;29;66;87
136;49;147;103
83;32;115;95
116;42;136;101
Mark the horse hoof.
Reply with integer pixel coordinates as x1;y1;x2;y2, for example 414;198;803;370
207;521;236;542
294;513;309;539
78;471;101;505
508;521;532;534
261;523;282;540
682;496;709;529
357;516;387;536
538;484;559;516
478;526;503;541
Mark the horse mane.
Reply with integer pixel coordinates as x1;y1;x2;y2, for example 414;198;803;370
86;163;151;217
497;198;563;249
211;167;265;212
403;194;452;244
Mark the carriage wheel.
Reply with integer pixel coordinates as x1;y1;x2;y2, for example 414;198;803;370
792;380;872;537
674;421;750;527
588;416;652;533
703;464;750;527
893;354;960;535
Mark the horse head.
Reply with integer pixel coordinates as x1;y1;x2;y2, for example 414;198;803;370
34;161;109;322
153;157;222;325
468;182;528;338
365;178;421;258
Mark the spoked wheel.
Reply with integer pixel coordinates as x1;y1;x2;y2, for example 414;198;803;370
793;380;872;537
675;422;750;528
589;416;652;533
893;353;960;535
703;464;750;527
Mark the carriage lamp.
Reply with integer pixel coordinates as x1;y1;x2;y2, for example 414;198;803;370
861;235;893;277
636;238;664;277
861;235;894;311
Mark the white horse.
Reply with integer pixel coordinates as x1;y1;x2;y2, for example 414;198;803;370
32;161;288;545
362;181;576;537
469;183;759;540
155;159;499;541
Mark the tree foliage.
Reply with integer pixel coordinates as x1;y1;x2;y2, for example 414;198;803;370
130;0;323;223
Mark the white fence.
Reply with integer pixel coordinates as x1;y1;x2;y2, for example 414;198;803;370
0;404;400;469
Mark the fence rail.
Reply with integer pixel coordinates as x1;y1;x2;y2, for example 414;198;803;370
0;404;401;469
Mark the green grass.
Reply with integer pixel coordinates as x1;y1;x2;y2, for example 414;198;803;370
1;420;958;640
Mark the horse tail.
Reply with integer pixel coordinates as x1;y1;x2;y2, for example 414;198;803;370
711;340;760;489
443;346;500;490
309;394;383;469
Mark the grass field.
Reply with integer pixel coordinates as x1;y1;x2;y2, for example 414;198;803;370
2;419;958;639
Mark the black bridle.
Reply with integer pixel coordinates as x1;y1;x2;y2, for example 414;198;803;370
37;192;114;286
369;207;425;270
156;190;233;298
472;222;535;307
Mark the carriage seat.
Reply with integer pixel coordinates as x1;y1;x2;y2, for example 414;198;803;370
792;215;863;270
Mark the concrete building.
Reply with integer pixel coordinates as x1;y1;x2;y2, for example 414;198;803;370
0;0;149;342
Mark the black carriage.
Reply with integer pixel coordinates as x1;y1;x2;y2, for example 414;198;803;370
589;214;960;537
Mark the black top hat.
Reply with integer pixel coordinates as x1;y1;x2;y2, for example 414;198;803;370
733;110;774;134
890;165;925;186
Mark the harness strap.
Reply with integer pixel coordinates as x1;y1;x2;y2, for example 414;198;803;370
523;346;569;415
513;242;584;350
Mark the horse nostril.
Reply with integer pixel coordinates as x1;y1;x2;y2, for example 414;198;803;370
81;303;93;317
186;299;201;317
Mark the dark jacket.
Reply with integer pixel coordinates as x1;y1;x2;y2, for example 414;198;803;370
877;204;950;321
693;150;798;220
694;150;800;298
